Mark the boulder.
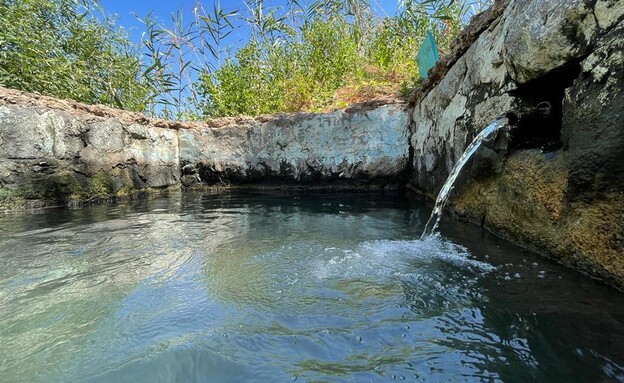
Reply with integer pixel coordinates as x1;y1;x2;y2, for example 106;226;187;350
502;0;597;83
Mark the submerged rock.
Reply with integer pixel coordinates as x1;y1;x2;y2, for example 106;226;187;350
451;150;624;288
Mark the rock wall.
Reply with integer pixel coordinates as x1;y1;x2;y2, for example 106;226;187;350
0;88;409;210
408;0;624;288
179;102;409;189
0;102;180;208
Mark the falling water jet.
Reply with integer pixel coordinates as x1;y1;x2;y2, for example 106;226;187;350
421;116;511;238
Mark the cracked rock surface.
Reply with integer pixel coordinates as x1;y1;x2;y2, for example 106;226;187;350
408;0;624;289
0;88;409;209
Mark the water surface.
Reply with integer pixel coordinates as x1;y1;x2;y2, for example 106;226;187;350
0;192;623;382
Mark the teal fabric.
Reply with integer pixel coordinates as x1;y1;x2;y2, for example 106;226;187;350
416;31;439;80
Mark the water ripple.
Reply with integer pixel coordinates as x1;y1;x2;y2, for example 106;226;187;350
0;193;622;383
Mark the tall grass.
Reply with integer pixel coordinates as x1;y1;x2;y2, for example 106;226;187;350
191;0;493;117
0;0;493;118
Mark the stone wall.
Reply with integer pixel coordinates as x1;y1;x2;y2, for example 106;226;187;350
0;88;409;210
0;101;180;208
179;102;409;188
407;0;624;288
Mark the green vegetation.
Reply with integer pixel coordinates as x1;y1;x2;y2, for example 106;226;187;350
0;0;151;111
148;0;492;118
0;187;25;210
0;0;493;119
89;172;115;199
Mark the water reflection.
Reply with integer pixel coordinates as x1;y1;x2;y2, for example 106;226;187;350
0;191;622;382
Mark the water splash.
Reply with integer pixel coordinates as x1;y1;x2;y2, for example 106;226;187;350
421;117;510;238
311;236;495;280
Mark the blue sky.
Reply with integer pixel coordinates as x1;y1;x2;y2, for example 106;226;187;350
99;0;400;46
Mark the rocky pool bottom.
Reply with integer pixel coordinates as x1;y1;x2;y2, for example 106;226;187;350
0;192;623;383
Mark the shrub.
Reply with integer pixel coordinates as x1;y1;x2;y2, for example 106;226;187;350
0;0;494;118
0;0;148;111
193;0;492;118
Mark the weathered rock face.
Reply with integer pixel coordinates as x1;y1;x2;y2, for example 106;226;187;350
0;103;180;208
408;0;624;288
502;0;597;84
562;22;624;200
0;88;410;209
411;0;624;194
410;14;518;196
179;104;410;188
452;150;624;287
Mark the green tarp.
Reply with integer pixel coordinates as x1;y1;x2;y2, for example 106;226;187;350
416;31;439;80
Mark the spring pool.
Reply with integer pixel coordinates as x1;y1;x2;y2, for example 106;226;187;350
0;192;622;382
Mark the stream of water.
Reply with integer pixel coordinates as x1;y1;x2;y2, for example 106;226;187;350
422;117;509;238
0;192;623;382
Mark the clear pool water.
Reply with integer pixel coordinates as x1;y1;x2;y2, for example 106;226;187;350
0;192;622;382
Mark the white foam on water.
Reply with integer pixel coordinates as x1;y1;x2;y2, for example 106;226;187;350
312;235;495;280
